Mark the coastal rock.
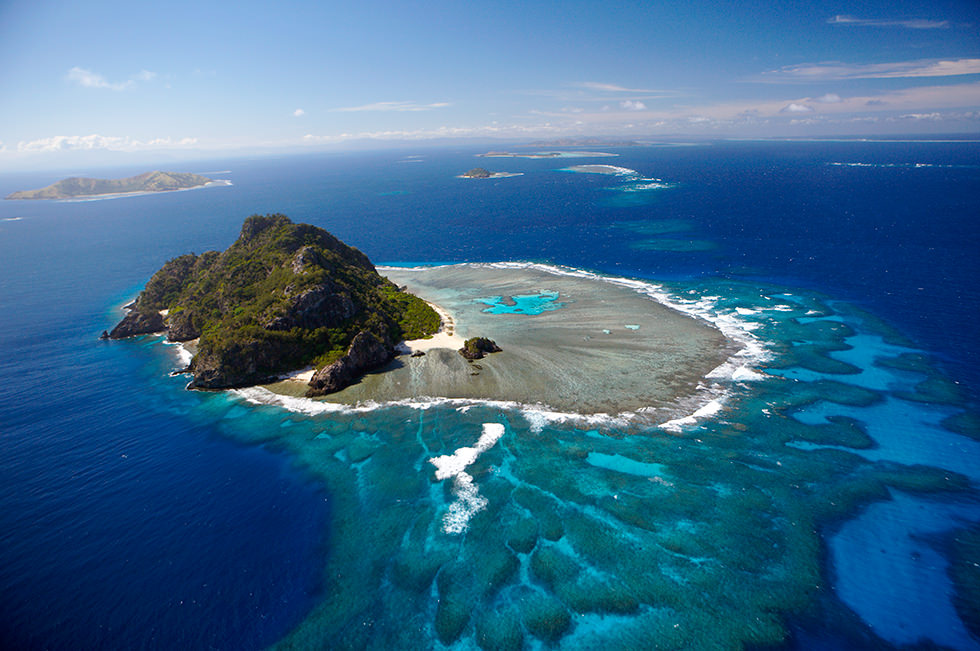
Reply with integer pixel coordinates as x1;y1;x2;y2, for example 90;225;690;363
306;331;394;396
459;337;502;360
188;339;283;389
108;306;165;339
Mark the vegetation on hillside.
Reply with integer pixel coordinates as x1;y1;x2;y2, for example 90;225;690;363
115;214;439;387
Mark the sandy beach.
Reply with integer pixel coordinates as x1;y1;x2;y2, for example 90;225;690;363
397;300;466;353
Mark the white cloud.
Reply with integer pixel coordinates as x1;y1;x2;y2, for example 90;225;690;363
66;67;158;90
514;81;980;133
575;82;666;94
620;100;647;111
897;112;942;121
293;108;305;117
17;134;197;153
331;101;451;112
815;93;843;103
760;58;980;82
781;103;814;113
828;15;949;29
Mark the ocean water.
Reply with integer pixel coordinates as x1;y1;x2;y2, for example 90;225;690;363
0;141;978;649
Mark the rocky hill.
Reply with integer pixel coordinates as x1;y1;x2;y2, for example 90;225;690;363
109;214;439;394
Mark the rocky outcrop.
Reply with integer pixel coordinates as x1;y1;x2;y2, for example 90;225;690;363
187;339;284;389
165;310;200;342
108;305;165;338
459;337;502;360
264;282;357;331
306;331;394;396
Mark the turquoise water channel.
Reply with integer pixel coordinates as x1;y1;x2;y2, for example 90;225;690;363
474;291;567;315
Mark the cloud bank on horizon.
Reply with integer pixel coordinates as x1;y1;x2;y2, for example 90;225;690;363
0;0;977;167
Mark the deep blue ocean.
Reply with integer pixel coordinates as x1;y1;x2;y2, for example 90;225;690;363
0;141;978;649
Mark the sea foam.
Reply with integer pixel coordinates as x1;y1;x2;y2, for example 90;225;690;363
429;423;505;534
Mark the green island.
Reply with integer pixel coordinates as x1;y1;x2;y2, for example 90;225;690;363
6;170;215;200
458;167;523;179
107;214;440;396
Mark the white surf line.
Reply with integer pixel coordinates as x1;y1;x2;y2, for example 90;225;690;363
428;423;505;534
231;385;638;431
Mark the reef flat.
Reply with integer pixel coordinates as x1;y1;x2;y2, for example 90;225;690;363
264;263;737;419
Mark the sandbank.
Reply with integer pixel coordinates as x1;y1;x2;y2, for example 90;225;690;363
266;264;737;416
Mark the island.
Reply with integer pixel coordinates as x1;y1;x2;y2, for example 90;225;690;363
457;167;523;179
108;216;737;417
107;214;441;396
6;171;220;200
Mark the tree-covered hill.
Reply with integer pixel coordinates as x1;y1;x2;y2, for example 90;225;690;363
110;214;439;393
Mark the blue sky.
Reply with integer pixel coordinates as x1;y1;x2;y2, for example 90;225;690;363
1;0;978;168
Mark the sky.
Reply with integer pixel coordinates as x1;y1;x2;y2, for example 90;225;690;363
1;0;978;169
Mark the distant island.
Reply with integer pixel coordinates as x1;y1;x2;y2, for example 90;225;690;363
458;167;523;179
107;214;441;396
6;171;219;200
